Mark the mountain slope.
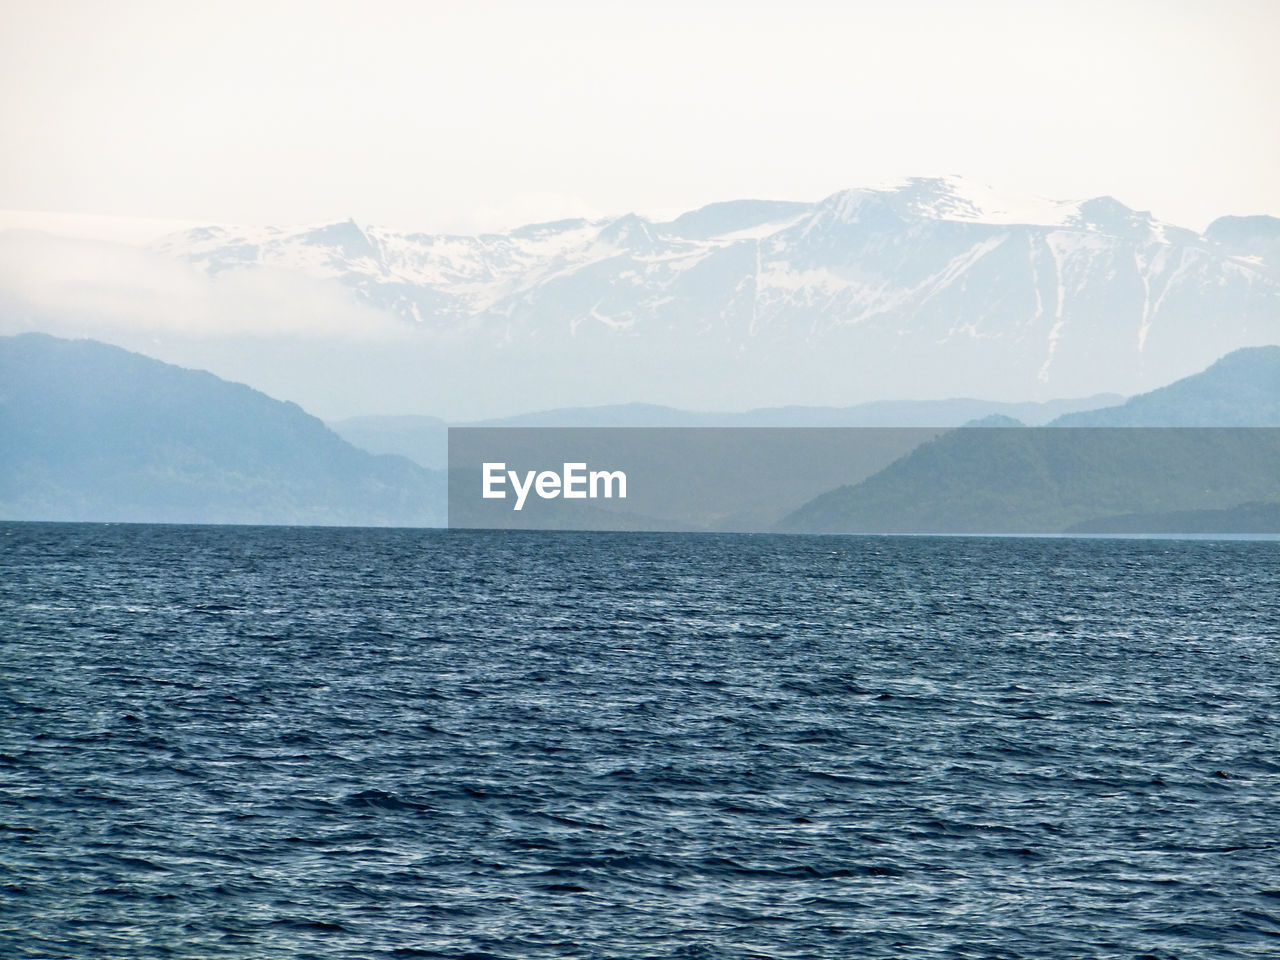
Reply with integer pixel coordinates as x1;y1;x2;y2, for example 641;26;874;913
1049;346;1280;426
777;427;1280;535
777;348;1280;534
0;334;444;525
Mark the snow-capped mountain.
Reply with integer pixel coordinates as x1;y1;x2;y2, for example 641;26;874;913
138;177;1280;411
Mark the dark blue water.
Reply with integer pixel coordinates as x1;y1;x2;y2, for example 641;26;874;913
2;523;1279;959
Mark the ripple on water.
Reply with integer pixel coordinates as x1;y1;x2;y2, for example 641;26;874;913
2;523;1278;959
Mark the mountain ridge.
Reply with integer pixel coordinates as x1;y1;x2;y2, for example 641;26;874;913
331;395;1122;470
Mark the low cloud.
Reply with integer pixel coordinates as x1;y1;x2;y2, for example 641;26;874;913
0;230;407;341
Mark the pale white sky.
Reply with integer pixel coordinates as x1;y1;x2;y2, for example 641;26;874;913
2;0;1277;234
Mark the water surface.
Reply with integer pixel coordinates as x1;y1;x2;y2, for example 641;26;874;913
2;524;1278;958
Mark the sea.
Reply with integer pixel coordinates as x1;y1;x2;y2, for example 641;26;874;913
2;522;1278;959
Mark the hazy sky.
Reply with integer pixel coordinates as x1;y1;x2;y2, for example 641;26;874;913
2;0;1277;233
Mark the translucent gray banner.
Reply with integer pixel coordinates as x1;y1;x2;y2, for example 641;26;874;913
447;427;1280;535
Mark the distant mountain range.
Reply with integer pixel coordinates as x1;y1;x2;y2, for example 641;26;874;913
2;336;1276;531
138;176;1280;413
0;334;443;525
331;394;1122;471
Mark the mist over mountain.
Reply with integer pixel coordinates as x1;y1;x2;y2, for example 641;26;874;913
110;176;1280;418
0;334;444;525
